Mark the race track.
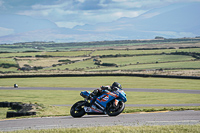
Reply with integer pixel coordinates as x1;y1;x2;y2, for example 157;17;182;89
0;110;200;131
0;87;200;131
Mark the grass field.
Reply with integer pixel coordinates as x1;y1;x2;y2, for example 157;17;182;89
89;61;200;72
17;57;89;68
1;48;200;58
99;55;194;65
0;67;17;72
0;58;17;65
0;51;91;58
0;52;42;58
1;43;200;74
92;48;200;56
0;76;200;90
1;90;199;105
1;124;200;133
43;59;97;70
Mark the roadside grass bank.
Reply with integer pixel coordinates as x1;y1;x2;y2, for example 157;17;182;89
1;125;200;133
1;106;200;120
0;76;200;90
0;89;199;119
123;106;200;113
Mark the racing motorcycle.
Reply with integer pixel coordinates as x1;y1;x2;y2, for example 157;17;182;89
70;87;127;117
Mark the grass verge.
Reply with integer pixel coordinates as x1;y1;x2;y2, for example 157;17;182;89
1;106;200;120
0;90;199;105
0;76;200;90
1;125;200;133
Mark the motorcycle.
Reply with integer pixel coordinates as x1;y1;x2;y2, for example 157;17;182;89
70;87;127;118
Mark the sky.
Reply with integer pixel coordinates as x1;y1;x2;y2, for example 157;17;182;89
1;0;199;28
0;0;200;43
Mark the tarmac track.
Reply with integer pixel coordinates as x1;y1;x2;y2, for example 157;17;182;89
0;110;200;131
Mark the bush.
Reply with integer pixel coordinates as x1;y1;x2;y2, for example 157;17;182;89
58;59;71;62
35;55;53;58
101;63;117;66
0;63;18;68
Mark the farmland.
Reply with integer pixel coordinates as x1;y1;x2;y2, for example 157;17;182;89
0;38;200;77
0;38;200;121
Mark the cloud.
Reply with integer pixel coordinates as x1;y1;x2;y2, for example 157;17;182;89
0;0;4;6
16;0;147;28
0;27;14;36
0;0;5;10
55;21;85;28
2;0;200;29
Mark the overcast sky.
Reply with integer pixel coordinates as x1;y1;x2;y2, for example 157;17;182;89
1;0;200;29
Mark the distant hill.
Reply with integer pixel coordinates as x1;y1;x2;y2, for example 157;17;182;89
74;2;200;39
0;2;199;44
0;14;57;33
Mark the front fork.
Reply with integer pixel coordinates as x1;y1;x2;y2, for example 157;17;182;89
114;99;119;107
109;99;120;112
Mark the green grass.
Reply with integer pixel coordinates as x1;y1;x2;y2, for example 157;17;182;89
89;61;200;71
0;106;70;119
45;59;97;70
92;48;200;56
1;125;200;133
44;54;197;71
44;51;92;56
1;48;200;58
0;51;92;58
0;67;18;72
0;90;199;105
0;52;42;58
16;57;90;68
0;89;199;119
99;55;194;65
0;76;200;90
0;47;42;53
0;58;17;65
1;47;200;73
0;90;81;105
124;106;200;113
0;58;18;72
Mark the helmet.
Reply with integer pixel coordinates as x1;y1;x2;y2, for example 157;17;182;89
111;82;122;89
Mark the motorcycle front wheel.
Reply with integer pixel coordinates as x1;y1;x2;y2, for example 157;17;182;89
106;101;125;116
70;101;86;118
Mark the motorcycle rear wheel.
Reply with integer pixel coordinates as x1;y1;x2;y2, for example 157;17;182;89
106;101;125;116
70;101;86;118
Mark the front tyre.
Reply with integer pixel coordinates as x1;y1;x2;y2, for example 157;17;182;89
70;101;86;118
106;101;125;116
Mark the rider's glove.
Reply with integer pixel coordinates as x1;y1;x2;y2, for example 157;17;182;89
91;89;98;97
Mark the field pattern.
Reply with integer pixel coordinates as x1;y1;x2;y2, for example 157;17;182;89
0;39;200;76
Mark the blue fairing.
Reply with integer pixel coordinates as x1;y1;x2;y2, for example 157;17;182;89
81;89;127;113
96;93;116;108
118;90;127;102
96;89;127;108
80;91;91;98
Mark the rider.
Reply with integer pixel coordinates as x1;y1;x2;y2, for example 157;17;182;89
89;82;122;107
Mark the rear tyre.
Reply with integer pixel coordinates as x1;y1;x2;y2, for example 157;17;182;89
70;101;86;118
106;101;125;116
